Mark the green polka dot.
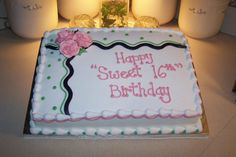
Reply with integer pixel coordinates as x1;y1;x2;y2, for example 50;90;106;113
52;106;57;110
50;51;54;54
169;34;173;37
140;36;144;40
47;64;51;68
95;132;98;135
82;132;86;135
121;131;124;135
107;131;111;135
58;58;62;62
149;30;153;33
125;33;129;36
47;76;51;80
111;30;115;33
103;37;107;41
52;85;57;90
41;96;45;101
134;131;137;135
87;31;90;34
50;39;54;42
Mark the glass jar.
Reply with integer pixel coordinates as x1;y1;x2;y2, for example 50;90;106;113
100;0;129;27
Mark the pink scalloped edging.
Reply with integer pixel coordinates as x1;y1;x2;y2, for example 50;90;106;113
32;112;202;123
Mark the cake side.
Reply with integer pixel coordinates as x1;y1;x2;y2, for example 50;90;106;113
30;28;203;136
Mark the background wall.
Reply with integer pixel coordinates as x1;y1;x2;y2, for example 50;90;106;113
0;0;7;30
0;0;235;36
221;0;236;36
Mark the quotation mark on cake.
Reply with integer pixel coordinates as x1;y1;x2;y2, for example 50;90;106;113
91;64;98;69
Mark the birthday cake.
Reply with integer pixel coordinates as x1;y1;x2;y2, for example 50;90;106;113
29;28;203;136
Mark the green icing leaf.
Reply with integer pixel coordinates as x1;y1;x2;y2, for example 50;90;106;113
78;48;87;56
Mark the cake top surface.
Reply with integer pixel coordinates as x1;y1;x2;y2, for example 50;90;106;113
32;28;202;122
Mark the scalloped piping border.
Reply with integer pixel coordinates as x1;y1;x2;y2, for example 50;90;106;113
31;28;203;124
30;119;203;136
32;108;202;123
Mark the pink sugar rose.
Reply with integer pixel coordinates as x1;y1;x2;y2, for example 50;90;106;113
59;40;80;58
73;31;92;48
56;30;74;43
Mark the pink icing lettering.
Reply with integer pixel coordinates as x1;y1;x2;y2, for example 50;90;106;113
130;65;142;78
151;63;183;79
115;52;153;65
97;66;109;80
158;65;168;78
127;55;139;65
110;84;121;98
174;63;183;69
156;87;171;103
137;82;148;97
165;64;176;71
115;52;125;64
108;70;120;79
151;65;158;79
129;82;140;97
121;86;132;97
145;53;153;64
151;64;167;79
147;82;156;96
96;65;142;80
109;82;171;103
120;71;129;79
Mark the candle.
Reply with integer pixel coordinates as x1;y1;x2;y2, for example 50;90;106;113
4;0;58;39
58;0;100;20
132;0;177;25
178;0;230;39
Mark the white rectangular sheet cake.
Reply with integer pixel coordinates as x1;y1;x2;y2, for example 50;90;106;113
29;28;203;136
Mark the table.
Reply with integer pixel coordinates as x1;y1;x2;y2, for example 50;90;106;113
0;20;236;157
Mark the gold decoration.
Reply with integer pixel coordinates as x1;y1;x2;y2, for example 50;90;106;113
134;16;160;28
69;14;95;28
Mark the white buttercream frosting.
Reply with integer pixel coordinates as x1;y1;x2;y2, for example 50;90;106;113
56;114;70;121
111;128;122;135
29;28;203;136
97;128;109;136
132;110;144;117
70;128;84;136
118;110;131;117
149;127;161;134
136;127;148;135
85;128;97;136
55;128;68;135
102;110;116;118
174;126;185;134
44;114;56;121
70;113;85;120
41;128;54;135
124;128;136;135
161;127;173;134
